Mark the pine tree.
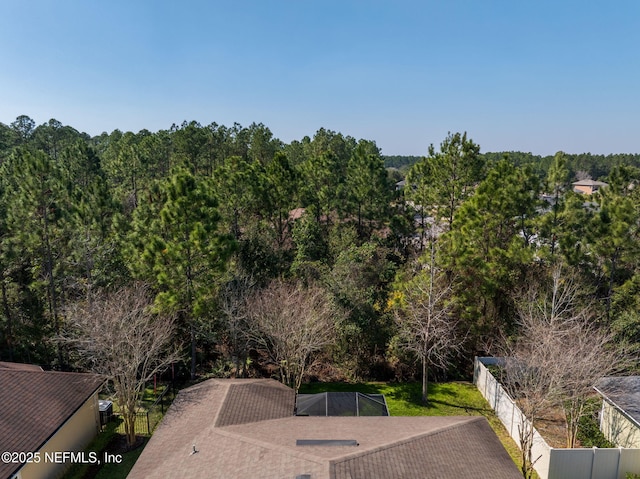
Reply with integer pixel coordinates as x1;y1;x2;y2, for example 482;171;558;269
126;169;236;378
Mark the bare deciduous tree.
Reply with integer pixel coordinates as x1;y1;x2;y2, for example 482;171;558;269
393;246;462;405
245;280;340;391
500;265;626;477
61;283;181;447
219;275;256;377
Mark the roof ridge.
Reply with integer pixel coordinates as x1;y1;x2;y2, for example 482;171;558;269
0;368;99;376
211;425;329;467
210;381;232;427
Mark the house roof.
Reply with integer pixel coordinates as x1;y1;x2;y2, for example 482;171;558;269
289;207;306;221
0;365;103;479
127;378;521;479
572;179;608;187
0;361;44;371
595;376;640;427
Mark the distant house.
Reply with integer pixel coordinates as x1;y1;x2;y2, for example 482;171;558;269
127;378;521;479
595;376;640;448
288;207;306;222
0;362;103;479
572;179;608;195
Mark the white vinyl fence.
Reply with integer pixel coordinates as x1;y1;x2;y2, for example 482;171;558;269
474;357;640;479
474;357;551;478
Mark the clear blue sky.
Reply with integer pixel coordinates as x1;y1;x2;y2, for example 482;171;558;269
1;1;638;156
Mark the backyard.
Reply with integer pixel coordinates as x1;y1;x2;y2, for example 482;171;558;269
299;380;526;472
65;380;534;479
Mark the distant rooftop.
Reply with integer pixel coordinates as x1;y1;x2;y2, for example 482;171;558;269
595;376;640;426
572;179;609;187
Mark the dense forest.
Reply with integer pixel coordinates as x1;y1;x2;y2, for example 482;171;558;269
1;116;640;388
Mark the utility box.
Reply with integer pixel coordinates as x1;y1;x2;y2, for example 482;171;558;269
98;399;113;426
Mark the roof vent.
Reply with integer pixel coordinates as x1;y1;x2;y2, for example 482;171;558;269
296;439;358;446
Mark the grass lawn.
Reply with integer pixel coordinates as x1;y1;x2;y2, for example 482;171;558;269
299;380;534;478
93;437;149;479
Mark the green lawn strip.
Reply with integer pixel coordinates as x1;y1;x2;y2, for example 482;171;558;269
93;438;149;479
298;381;533;476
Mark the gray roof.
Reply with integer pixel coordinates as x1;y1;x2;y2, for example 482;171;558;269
128;378;521;479
595;376;640;426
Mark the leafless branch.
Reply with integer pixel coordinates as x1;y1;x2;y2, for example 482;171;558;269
60;282;182;446
244;279;342;391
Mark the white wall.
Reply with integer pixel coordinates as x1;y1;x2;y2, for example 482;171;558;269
474;357;551;479
601;400;640;449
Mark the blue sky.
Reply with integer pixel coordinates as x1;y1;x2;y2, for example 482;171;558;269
1;1;638;156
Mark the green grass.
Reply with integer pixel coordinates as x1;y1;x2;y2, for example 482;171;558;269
93;438;149;479
299;381;534;477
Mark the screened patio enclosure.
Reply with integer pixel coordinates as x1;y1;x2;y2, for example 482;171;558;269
295;392;389;417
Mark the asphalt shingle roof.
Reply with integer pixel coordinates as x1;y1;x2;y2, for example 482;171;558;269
128;378;521;479
596;376;640;426
0;365;103;479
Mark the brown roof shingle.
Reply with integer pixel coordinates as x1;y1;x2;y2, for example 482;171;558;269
214;380;294;427
0;366;103;479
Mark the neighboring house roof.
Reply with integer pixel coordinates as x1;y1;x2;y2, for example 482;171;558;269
572;179;609;187
595;376;640;427
0;361;43;371
572;179;609;195
128;378;521;479
0;365;104;479
289;207;306;221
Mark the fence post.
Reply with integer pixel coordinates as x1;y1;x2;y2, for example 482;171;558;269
484;366;488;402
146;411;151;435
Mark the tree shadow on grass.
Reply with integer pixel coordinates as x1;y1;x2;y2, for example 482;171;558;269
299;382;382;395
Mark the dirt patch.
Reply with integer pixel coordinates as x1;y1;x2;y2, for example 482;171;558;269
536;409;567;448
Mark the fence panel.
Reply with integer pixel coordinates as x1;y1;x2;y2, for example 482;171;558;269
114;412;150;435
548;447;640;479
618;449;640;479
475;357;552;479
593;448;624;479
548;449;596;479
475;357;640;479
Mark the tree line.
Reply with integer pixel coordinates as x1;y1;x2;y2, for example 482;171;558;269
1;116;639;400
